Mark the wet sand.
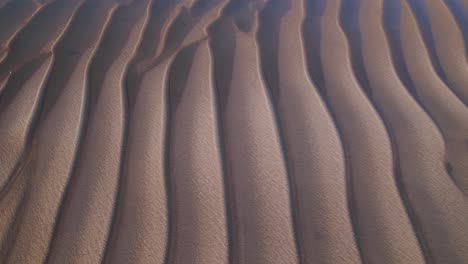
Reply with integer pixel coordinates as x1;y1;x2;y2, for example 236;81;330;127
0;0;467;263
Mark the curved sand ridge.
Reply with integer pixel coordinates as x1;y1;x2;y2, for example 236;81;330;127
0;0;467;263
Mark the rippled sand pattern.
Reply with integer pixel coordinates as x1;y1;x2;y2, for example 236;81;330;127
0;0;467;263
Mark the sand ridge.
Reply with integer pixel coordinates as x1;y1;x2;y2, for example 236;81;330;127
0;0;467;263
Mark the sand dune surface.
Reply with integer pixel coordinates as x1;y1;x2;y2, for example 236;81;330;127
0;0;467;263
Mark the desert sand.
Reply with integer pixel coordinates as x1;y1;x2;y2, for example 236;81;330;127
0;0;467;263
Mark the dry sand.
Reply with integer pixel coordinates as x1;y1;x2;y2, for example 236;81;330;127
0;0;467;263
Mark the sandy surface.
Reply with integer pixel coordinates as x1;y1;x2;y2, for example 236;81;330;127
0;0;467;263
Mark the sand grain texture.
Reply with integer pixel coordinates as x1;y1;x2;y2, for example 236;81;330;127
0;0;467;263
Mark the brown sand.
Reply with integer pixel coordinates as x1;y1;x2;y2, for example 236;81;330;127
360;0;468;263
0;0;467;263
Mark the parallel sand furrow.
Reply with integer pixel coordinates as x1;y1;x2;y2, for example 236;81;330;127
125;0;190;109
103;57;170;264
43;1;122;263
302;0;327;95
387;0;468;204
0;0;467;263
211;5;298;262
391;0;468;195
359;0;468;262
127;0;226;109
0;21;91;264
0;55;52;198
0;0;61;50
424;0;468;104
338;0;374;98
0;0;42;56
208;15;237;264
166;40;228;264
405;0;453;93
0;2;85;262
0;55;52;253
154;1;215;62
124;0;223;119
258;0;360;263
45;1;152;263
102;1;226;262
444;0;468;46
303;1;372;260
320;0;424;263
339;0;433;260
0;0;84;81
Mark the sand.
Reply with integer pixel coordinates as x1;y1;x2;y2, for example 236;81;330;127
0;0;467;263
